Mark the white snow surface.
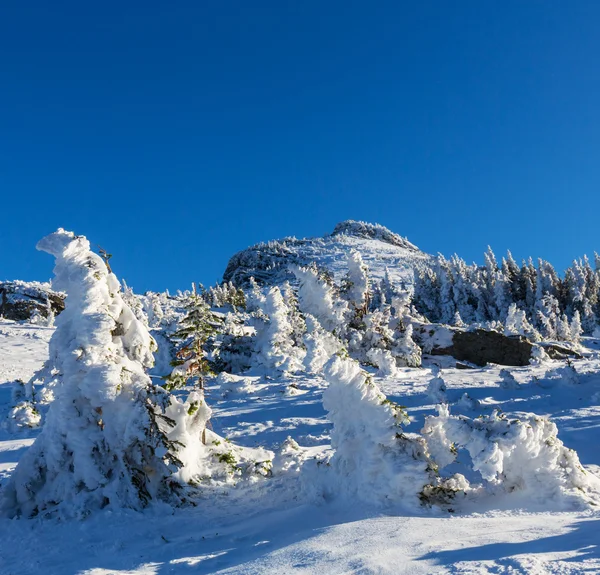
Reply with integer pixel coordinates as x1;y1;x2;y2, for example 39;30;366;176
2;322;600;573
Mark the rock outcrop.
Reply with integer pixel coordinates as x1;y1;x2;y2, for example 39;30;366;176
0;281;64;321
414;323;581;367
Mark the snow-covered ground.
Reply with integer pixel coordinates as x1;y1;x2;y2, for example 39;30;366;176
1;320;600;574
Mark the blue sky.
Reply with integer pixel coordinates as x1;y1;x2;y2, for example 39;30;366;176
1;1;599;292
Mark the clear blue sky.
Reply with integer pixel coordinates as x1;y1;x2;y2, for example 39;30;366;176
1;1;599;292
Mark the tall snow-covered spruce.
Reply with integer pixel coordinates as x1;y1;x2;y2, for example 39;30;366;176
1;229;185;518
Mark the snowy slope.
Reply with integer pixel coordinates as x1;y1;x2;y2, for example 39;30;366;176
223;220;431;287
1;320;600;574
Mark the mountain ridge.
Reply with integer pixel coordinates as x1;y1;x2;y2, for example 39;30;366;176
223;219;430;288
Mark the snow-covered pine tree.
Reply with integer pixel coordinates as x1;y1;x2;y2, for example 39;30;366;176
319;356;437;509
165;283;221;391
504;303;539;340
281;281;306;349
253;286;305;374
570;310;583;343
1;229;184;518
392;323;422;367
341;251;370;323
293;264;348;334
302;314;344;374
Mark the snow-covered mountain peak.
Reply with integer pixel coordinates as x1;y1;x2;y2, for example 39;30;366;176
222;220;430;287
330;220;420;251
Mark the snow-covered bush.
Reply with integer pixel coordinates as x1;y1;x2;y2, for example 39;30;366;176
316;356;436;510
423;405;600;508
544;363;579;386
6;380;41;430
216;372;258;396
499;368;519;389
530;344;549;365
366;347;398;377
392;323;422;367
162;390;273;485
457;392;480;411
427;368;448;404
1;229;186;519
504;303;539;340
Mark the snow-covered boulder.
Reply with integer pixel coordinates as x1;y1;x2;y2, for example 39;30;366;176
0;280;64;322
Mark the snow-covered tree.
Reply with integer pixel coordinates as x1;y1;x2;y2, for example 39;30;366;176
302;314;344;374
293;264;348;334
392;323;422;367
504;303;539;340
164;284;220;390
253;286;305;374
342;250;370;314
318;356;437;509
570;310;583;343
2;229;185;518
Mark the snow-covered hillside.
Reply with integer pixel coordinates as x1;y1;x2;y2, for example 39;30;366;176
1;319;600;573
223;220;430;287
2;226;600;575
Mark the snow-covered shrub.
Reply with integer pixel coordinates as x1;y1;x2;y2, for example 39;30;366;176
0;230;187;518
162;390;273;485
366;347;398;377
545;363;579;386
216;372;258;396
499;368;519;389
142;291;165;328
530;344;549;365
317;356;436;510
6;380;41;430
427;368;448;404
122;280;149;326
457;392;480;411
423;405;600;508
392;323;422;367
